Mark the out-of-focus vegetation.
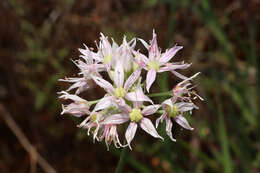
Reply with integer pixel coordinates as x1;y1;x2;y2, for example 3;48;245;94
0;0;259;172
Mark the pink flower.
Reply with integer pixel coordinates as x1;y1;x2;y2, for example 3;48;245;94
99;124;123;150
134;30;191;92
59;45;106;94
172;72;204;103
102;102;163;149
92;63;152;112
111;36;136;73
78;111;105;142
58;30;202;150
59;77;94;95
58;91;90;117
156;98;198;141
96;33;122;70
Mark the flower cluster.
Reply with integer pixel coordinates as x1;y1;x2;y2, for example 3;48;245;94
58;31;203;150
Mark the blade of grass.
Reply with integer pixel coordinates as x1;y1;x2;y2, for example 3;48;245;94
115;147;128;173
193;0;238;75
216;95;233;173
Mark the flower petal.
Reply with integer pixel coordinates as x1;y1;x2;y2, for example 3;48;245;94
146;70;156;93
100;33;112;55
159;46;183;64
177;72;201;86
132;50;149;66
128;37;136;49
114;62;124;88
165;117;176;142
125;122;138;150
148;30;159;60
118;102;132;114
175;115;194;130
162;98;173;108
93;96;115;112
124;69;141;92
138;38;149;49
156;112;166;128
92;76;114;94
126;87;153;103
175;102;198;112
142;104;161;116
171;70;188;80
158;63;191;73
140;118;163;140
102;114;129;125
58;91;86;103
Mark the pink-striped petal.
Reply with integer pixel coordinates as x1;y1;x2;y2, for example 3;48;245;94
175;102;198;112
140;118;163;140
132;50;149;65
171;70;188;80
93;96;115;112
156;112;167;128
177;72;201;86
142;104;161;116
117;101;132;114
138;38;149;49
175;115;194;130
148;30;159;60
100;33;112;55
92;76;114;94
159;46;183;65
102;114;129;125
165;117;176;141
114;63;124;88
146;70;156;93
58;91;86;103
128;38;136;49
162;98;173;108
158;63;191;73
78;47;89;57
125;122;138;150
126;87;153;103
124;69;141;92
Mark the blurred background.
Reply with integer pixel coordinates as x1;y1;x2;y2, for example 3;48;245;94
0;0;259;172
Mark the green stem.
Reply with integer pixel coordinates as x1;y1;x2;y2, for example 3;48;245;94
88;100;99;107
115;147;128;173
148;91;172;97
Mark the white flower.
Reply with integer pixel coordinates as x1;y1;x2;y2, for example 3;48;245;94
58;30;202;150
134;30;190;92
78;111;105;142
172;72;204;103
99;124;123;150
156;98;198;141
59;45;105;94
92;63;151;112
58;91;90;117
102;102;163;149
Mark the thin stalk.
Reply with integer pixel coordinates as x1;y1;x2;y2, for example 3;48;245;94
148;91;172;97
88;100;100;107
115;146;127;173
